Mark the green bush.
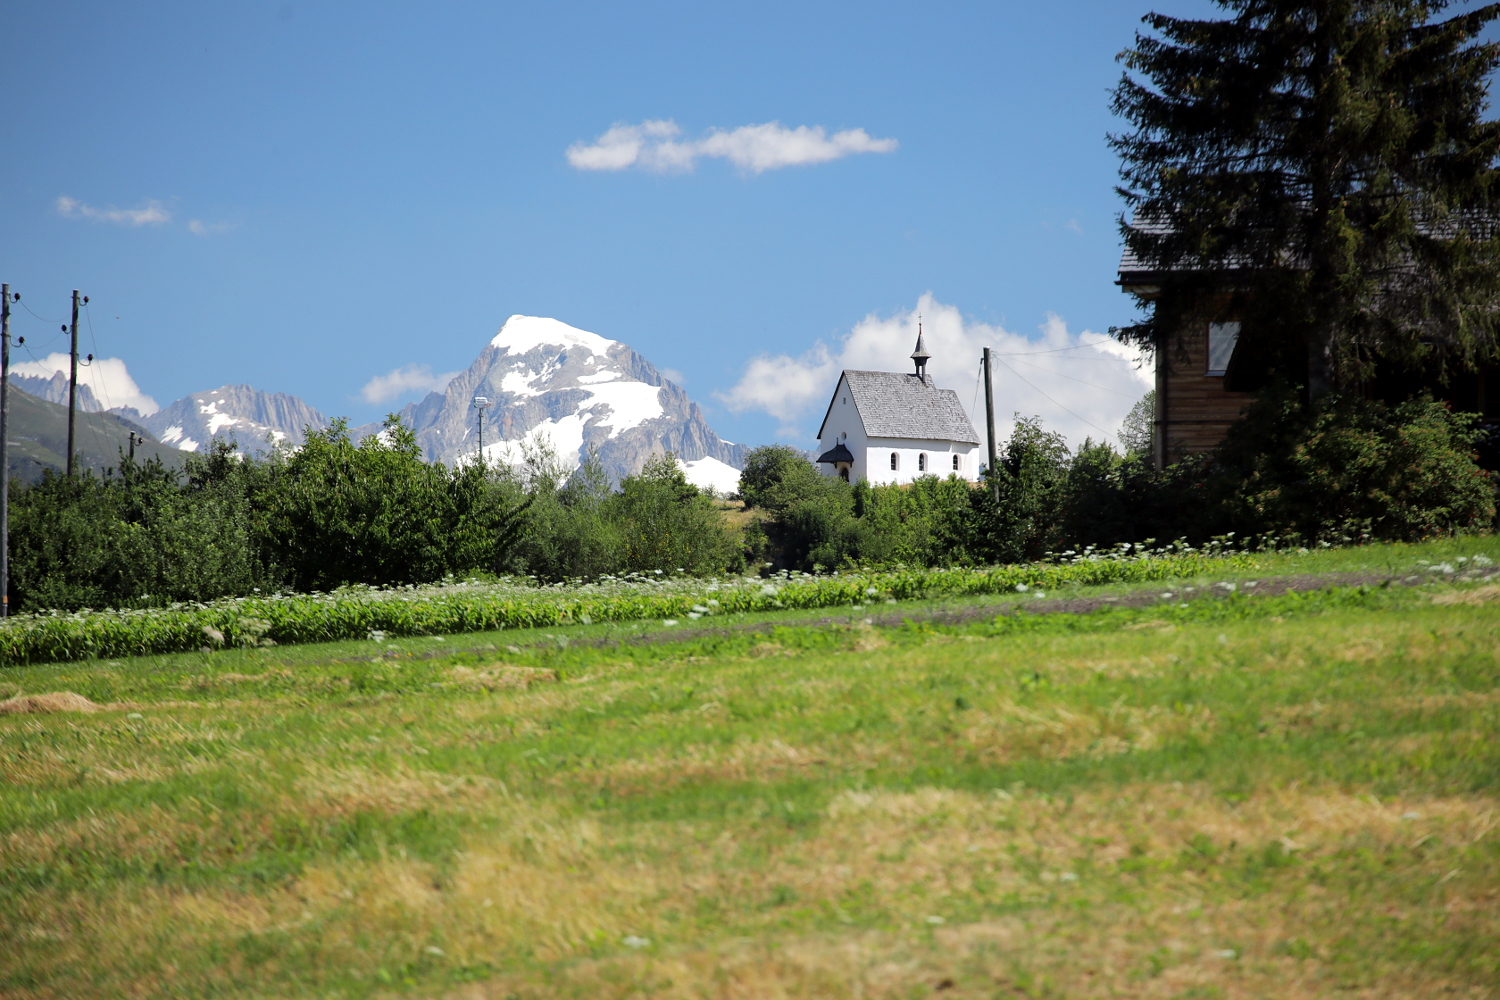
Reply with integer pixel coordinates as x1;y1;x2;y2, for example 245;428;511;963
615;453;741;575
257;418;510;592
9;450;269;612
1210;388;1496;541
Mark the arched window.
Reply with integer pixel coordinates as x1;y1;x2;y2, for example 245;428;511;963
918;453;927;472
952;454;960;471
890;452;899;471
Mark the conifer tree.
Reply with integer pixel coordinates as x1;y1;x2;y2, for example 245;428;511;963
1110;0;1500;396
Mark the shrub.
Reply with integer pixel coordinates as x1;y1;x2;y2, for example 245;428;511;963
1210;388;1496;541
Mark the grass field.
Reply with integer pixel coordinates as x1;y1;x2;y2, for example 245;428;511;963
2;537;1498;998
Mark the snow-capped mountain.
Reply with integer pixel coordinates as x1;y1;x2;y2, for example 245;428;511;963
133;385;330;454
379;315;745;491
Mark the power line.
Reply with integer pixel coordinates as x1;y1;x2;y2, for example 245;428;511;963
82;301;115;411
1007;355;1145;398
16;298;60;325
990;354;1122;446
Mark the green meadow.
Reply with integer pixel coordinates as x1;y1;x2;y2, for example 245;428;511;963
2;538;1498;999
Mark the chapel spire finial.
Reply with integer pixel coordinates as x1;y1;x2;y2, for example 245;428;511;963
911;317;931;381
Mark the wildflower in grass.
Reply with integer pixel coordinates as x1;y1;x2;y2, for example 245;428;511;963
924;916;945;925
663;619;678;626
368;630;386;642
687;612;702;620
1015;584;1028;592
622;935;650;949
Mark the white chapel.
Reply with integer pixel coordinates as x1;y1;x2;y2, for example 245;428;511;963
814;327;981;485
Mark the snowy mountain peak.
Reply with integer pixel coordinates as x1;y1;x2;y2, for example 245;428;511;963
383;316;745;490
489;314;617;359
137;385;330;454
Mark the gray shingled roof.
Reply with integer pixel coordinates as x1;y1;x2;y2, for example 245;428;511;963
818;370;980;444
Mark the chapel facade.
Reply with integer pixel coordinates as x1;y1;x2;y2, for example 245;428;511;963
813;328;982;485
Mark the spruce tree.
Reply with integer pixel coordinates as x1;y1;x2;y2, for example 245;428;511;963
1110;0;1500;396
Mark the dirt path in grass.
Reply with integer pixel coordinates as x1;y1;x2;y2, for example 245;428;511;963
324;566;1491;666
487;566;1492;655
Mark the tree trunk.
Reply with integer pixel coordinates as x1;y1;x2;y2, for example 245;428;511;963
1307;325;1335;399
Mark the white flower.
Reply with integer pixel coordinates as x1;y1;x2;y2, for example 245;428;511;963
663;619;678;626
368;630;386;642
1015;584;1028;593
687;612;702;620
865;586;879;596
622;935;650;949
924;915;945;925
425;945;445;957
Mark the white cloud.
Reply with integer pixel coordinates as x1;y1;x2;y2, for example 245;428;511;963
360;363;460;405
57;196;171;226
13;353;159;415
716;293;1153;450
188;219;235;236
658;367;687;386
567;119;897;174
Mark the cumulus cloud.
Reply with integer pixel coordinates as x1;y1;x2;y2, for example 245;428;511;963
360;363;460;405
13;353;160;415
567;119;897;174
56;196;171;226
716;293;1153;450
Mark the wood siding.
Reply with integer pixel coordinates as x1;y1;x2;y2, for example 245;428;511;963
1156;323;1252;466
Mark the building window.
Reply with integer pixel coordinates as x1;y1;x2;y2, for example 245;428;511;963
918;453;927;472
1207;321;1240;376
952;454;960;471
890;452;899;471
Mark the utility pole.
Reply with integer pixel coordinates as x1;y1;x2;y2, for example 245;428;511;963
982;347;999;504
1;284;11;618
66;289;80;476
472;395;492;466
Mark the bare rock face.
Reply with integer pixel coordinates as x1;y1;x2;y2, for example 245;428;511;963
11;372;105;412
378;315;745;489
132;385;330;454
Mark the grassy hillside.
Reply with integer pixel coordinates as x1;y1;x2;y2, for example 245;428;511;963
4;386;188;482
1;541;1497;998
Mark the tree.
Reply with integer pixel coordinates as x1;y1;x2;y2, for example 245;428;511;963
1118;390;1156;456
1111;0;1500;396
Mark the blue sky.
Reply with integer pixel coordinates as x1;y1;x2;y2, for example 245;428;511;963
2;0;1228;450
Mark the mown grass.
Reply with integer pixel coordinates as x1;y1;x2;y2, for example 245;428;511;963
1;540;1498;998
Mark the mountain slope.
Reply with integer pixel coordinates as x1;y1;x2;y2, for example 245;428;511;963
3;387;188;483
133;385;330;454
384;316;745;489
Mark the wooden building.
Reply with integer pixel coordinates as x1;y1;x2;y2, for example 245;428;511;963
1119;244;1499;469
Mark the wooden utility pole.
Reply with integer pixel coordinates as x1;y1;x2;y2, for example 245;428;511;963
1;284;10;618
66;289;80;476
982;347;999;504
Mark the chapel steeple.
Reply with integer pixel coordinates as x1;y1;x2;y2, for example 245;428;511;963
911;319;931;382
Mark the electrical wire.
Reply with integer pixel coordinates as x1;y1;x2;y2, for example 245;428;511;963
82;301;115;411
990;354;1122;445
16;298;60;325
1006;355;1144;398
